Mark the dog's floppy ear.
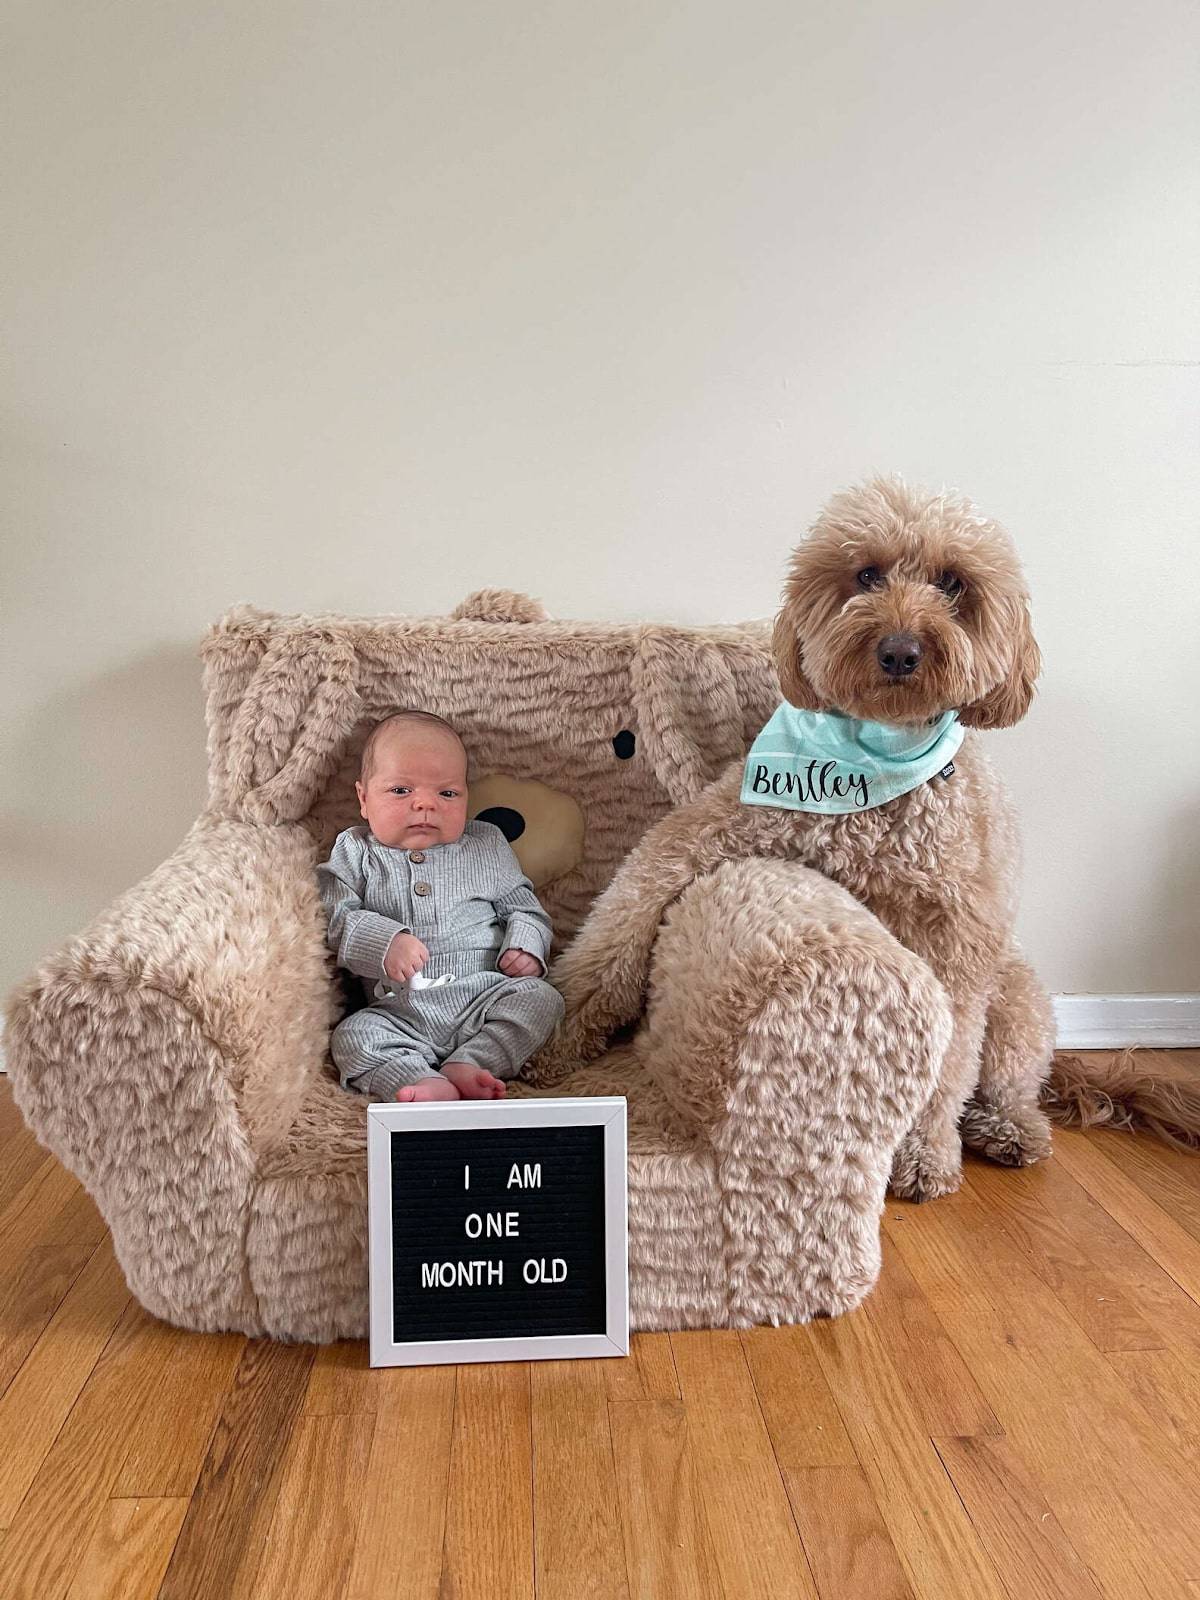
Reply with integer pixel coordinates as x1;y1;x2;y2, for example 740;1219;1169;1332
771;607;823;710
959;597;1041;729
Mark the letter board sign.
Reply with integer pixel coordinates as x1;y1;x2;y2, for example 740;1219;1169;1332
367;1097;628;1366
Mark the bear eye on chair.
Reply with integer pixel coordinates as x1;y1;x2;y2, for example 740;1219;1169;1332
468;775;585;889
469;729;636;888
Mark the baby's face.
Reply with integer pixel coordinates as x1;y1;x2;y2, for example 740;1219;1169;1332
356;731;469;850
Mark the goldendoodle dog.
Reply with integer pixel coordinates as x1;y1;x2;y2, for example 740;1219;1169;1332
535;476;1059;1202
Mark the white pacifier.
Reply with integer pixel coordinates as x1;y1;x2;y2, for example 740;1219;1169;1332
406;971;457;991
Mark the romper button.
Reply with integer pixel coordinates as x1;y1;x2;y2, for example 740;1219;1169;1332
409;851;426;863
413;881;432;896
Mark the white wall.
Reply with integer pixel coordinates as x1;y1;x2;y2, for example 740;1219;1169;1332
4;0;1198;999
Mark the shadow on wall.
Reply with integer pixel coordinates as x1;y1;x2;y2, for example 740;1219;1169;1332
1009;679;1200;993
1156;802;1200;992
1;645;209;993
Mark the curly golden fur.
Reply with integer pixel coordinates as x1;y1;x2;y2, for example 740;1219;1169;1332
534;477;1059;1201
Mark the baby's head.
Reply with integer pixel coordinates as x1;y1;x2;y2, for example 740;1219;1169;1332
355;711;469;850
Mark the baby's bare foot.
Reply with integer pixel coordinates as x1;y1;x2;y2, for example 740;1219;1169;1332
396;1077;461;1102
441;1062;507;1100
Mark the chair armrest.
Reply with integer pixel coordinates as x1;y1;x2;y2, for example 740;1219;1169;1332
3;818;334;1332
636;857;951;1320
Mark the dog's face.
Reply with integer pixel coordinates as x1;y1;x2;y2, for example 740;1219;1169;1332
773;478;1041;728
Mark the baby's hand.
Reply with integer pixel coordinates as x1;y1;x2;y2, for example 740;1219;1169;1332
498;948;542;978
384;933;430;983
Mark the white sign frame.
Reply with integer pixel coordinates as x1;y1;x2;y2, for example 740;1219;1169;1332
368;1096;628;1367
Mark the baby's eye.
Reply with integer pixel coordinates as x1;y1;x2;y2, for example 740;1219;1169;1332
440;790;461;798
389;786;412;795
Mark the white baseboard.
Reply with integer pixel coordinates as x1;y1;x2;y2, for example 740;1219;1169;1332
1053;994;1200;1050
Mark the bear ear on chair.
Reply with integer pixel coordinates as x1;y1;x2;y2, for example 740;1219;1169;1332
631;630;744;804
452;590;550;624
224;631;363;825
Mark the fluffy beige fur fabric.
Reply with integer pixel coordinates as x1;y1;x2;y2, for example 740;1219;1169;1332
534;478;1200;1195
533;479;1058;1201
5;579;953;1338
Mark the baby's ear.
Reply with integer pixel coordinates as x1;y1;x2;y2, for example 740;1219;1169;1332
959;598;1041;729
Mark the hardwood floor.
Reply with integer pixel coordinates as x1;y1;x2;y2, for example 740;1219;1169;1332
1;1054;1198;1599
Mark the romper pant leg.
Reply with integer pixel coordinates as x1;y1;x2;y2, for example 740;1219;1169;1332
331;1005;442;1098
448;979;565;1080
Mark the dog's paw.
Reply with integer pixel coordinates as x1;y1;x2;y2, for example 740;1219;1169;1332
889;1132;963;1204
961;1101;1053;1168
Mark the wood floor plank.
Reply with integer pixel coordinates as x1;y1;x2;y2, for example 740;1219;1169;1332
245;1413;376;1600
964;1161;1164;1353
670;1330;818;1600
1052;1132;1200;1304
933;1434;1103;1600
0;1158;82;1260
1084;1132;1200;1243
1105;1346;1200;1469
155;1340;316;1600
441;1362;534;1600
0;1137;48;1220
785;1465;915;1600
62;1496;188;1600
113;1330;245;1498
39;1181;108;1250
866;1230;1006;1433
743;1325;913;1599
884;1183;1200;1599
0;1302;181;1600
608;1398;722;1600
0;1236;130;1528
532;1358;628;1600
0;1082;26;1142
602;1333;680;1401
806;1307;1008;1600
0;1239;98;1399
303;1338;374;1416
344;1364;456;1600
1007;1149;1200;1358
740;1325;858;1470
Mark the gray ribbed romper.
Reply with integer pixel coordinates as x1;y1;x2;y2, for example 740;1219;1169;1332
318;821;565;1098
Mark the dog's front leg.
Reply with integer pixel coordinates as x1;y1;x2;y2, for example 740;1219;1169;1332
526;804;722;1082
890;981;989;1202
882;898;1000;1202
961;945;1054;1166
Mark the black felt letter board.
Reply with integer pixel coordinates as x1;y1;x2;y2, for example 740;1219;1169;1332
390;1124;608;1343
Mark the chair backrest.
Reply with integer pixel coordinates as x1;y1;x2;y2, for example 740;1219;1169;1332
200;590;780;946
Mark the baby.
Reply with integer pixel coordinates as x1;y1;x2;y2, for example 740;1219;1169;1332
318;710;565;1102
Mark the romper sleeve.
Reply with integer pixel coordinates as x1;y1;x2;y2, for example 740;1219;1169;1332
316;829;412;980
489;833;554;974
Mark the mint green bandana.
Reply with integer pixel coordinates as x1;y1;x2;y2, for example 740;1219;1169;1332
741;705;963;814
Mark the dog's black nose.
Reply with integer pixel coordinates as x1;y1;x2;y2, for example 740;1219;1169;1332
876;633;923;678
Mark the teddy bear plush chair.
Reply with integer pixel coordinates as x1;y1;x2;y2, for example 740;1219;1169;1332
6;592;949;1341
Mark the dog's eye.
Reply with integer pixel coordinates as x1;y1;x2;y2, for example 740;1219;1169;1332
935;571;965;600
856;566;884;590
